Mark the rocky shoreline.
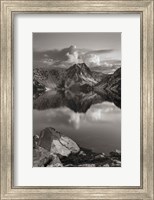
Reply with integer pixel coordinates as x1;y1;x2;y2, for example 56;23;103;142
33;127;121;167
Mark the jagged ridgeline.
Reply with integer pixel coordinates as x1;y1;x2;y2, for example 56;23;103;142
33;63;121;92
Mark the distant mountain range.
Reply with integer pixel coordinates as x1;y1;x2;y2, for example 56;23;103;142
33;63;120;93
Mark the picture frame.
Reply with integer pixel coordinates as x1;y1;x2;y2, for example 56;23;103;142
0;0;153;199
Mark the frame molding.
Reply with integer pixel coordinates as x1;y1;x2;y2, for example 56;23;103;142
1;0;153;199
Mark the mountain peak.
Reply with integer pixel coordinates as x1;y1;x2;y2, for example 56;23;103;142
70;62;88;68
65;63;96;88
67;63;91;74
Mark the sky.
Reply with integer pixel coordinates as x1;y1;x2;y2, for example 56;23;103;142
33;32;121;73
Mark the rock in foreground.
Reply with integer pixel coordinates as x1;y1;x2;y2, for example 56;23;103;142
33;127;121;167
38;127;80;157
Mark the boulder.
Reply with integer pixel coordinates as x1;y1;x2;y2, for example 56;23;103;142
95;154;105;159
110;151;121;159
116;149;121;154
103;163;110;167
113;159;121;164
111;163;121;167
38;127;80;157
47;155;63;167
33;135;39;149
65;164;74;167
78;164;96;167
79;151;86;156
50;139;72;157
33;147;50;167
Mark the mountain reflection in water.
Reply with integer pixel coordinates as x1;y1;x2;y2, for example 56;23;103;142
33;90;121;154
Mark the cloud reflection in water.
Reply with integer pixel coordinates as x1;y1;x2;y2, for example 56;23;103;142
33;101;121;154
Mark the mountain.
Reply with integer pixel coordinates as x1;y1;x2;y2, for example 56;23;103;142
94;68;121;94
91;70;108;82
65;63;97;88
33;64;121;101
33;63;107;91
33;67;66;89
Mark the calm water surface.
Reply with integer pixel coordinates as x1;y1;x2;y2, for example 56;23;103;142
33;92;121;154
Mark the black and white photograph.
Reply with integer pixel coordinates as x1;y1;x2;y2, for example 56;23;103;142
33;32;121;167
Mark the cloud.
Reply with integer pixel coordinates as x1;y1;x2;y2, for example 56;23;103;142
42;58;54;65
83;54;100;66
66;46;81;64
88;49;114;55
86;102;120;122
34;45;83;67
68;112;84;129
81;49;117;67
34;45;75;61
33;45;119;70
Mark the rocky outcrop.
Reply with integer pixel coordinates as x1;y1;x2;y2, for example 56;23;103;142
38;127;80;157
94;68;121;108
33;127;121;167
33;79;46;100
33;147;50;167
33;127;80;167
33;67;66;89
47;155;63;167
65;63;97;88
91;70;108;82
94;68;121;94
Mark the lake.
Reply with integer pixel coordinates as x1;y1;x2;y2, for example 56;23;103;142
33;90;121;155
